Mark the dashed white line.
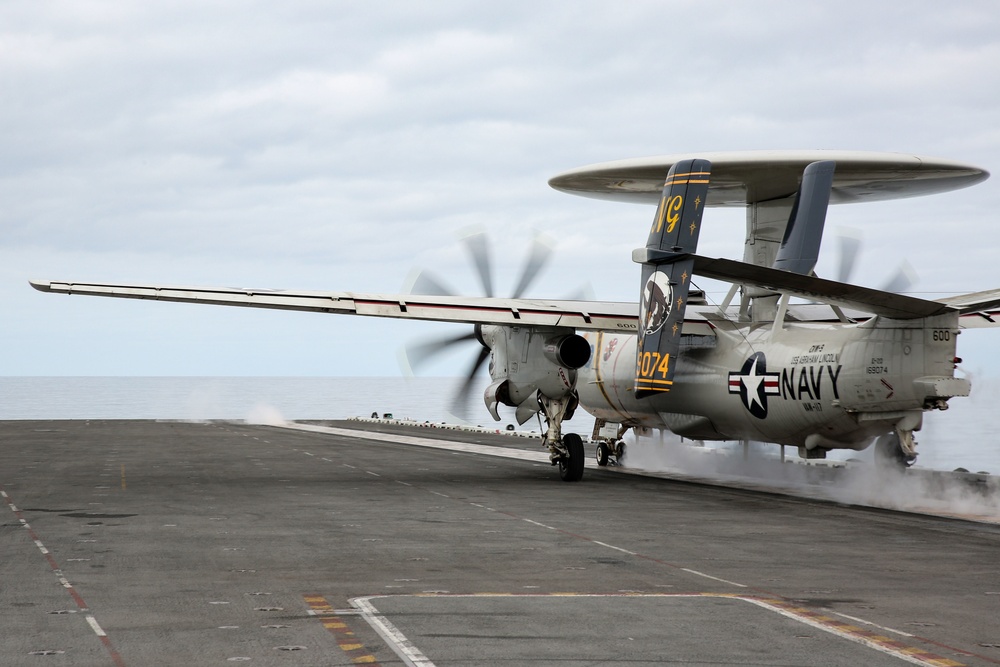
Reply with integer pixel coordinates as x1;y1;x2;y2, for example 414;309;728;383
355;593;946;667
469;503;497;512
831;611;914;637
3;487;123;658
276;423;800;598
593;541;637;556
86;615;108;637
680;568;748;588
743;598;933;666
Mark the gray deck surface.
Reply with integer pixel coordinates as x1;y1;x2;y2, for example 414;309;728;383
2;419;999;666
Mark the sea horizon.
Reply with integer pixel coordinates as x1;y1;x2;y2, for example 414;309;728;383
1;375;997;474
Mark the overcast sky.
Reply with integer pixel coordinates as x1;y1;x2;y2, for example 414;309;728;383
3;1;1000;379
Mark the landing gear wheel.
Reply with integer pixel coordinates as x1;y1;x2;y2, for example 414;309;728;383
559;433;585;482
875;433;916;469
596;442;611;467
614;440;626;463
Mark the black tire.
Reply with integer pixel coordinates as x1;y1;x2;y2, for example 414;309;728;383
614;440;626;462
596;442;610;467
559;433;585;482
874;433;915;469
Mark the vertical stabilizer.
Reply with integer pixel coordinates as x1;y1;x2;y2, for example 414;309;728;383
631;159;712;398
772;160;836;275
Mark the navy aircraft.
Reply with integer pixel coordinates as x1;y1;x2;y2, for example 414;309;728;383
32;151;998;481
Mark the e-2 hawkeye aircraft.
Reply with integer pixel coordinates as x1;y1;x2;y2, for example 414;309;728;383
31;150;999;482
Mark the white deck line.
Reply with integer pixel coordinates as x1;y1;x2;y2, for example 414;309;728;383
272;422;1000;525
352;597;437;667
354;593;951;667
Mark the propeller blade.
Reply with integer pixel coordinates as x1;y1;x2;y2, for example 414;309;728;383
879;260;918;294
836;229;863;283
510;235;554;299
407;270;456;297
563;282;596;302
461;232;494;297
405;331;478;370
449;346;491;420
833;228;917;293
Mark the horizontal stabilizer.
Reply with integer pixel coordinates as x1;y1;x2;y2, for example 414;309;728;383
689;257;954;320
935;288;1000;315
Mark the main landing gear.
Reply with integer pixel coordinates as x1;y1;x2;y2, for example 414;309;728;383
595;440;626;467
537;392;585;482
592;419;628;467
875;431;917;469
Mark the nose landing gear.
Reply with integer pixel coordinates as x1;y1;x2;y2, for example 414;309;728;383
558;433;585;481
537;392;585;482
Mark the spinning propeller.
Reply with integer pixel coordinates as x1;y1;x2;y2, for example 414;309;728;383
835;228;917;293
404;231;555;417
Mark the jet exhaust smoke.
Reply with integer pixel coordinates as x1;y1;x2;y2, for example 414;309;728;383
621;433;999;523
246;403;288;426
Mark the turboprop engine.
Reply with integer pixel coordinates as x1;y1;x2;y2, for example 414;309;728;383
402;233;595;480
479;324;591;424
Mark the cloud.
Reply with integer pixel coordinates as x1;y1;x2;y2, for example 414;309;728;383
1;0;999;381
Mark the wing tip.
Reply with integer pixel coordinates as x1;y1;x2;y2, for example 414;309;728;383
29;279;53;292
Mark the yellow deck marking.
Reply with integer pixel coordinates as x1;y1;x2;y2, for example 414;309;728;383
304;595;382;666
354;592;965;667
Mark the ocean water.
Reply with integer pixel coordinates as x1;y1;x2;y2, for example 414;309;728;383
0;377;474;423
0;376;997;474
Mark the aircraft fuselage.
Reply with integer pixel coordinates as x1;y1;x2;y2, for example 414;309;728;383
577;311;968;454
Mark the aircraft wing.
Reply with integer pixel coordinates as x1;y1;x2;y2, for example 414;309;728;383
936;288;1000;314
689;256;955;320
30;279;647;332
935;288;1000;328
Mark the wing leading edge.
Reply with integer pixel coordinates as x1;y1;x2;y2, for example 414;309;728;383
32;276;1000;330
29;279;644;332
935;288;1000;328
688;256;955;320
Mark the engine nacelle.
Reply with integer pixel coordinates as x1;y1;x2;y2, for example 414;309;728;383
542;334;591;370
479;325;590;422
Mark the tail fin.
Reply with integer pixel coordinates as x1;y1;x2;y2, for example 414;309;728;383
632;159;711;398
772;161;835;275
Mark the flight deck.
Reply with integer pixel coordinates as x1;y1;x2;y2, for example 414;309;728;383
2;419;999;666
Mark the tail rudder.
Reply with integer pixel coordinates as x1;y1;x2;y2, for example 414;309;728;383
633;159;711;398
